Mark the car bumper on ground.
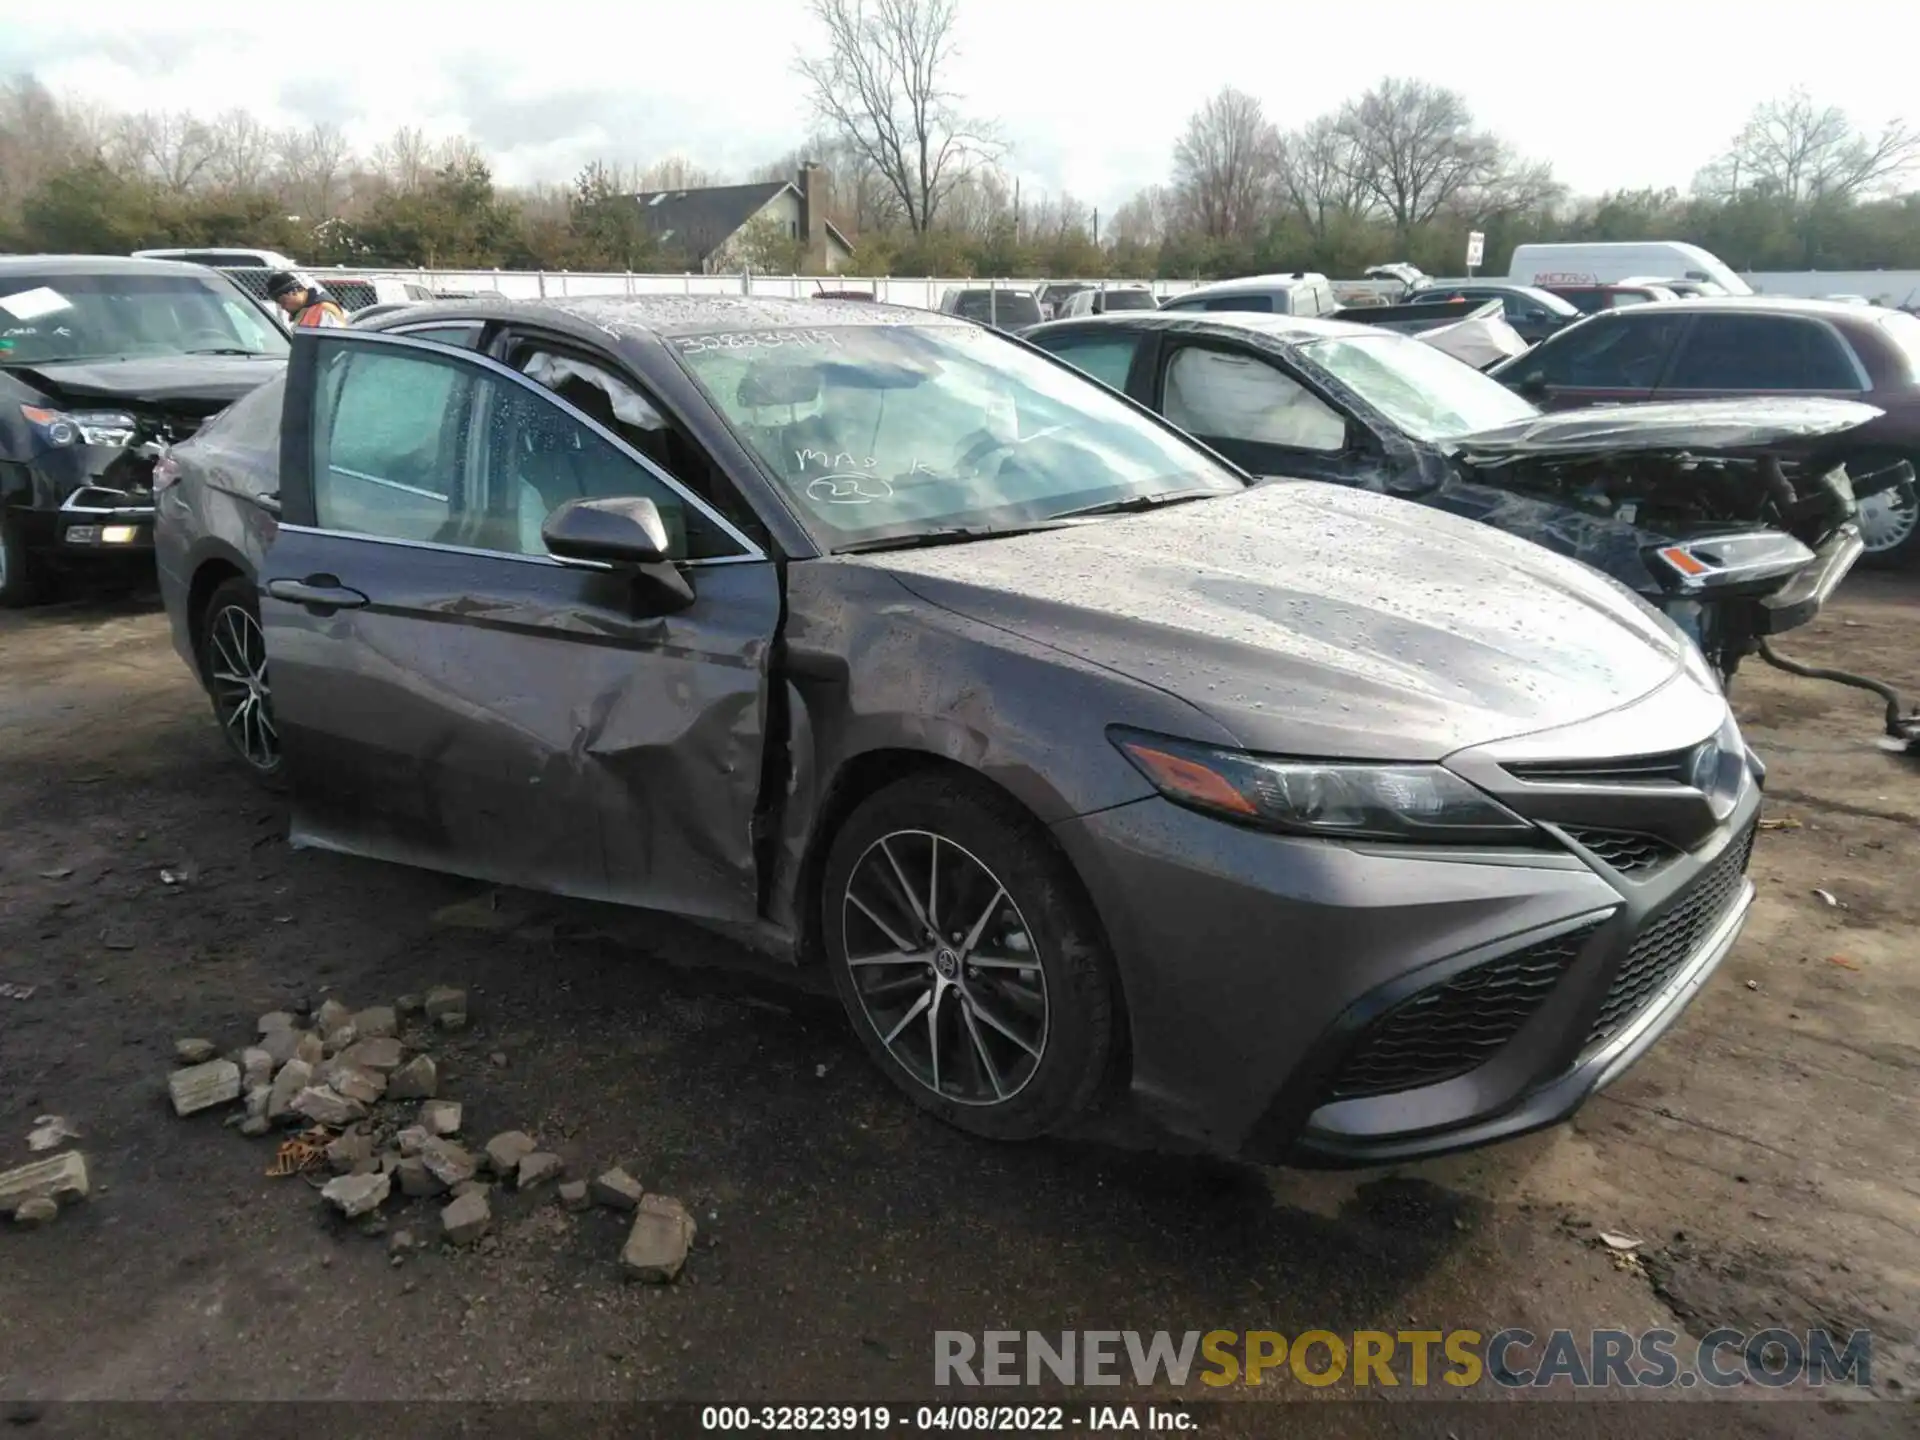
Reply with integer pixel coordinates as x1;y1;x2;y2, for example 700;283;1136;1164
1052;757;1761;1166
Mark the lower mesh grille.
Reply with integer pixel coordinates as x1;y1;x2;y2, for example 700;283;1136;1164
1585;822;1757;1050
1564;827;1680;876
1322;922;1605;1102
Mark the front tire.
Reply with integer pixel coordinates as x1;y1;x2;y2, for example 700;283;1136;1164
821;772;1119;1141
0;508;45;608
198;576;285;787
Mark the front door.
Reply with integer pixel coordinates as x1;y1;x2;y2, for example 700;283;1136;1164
262;329;780;921
1512;309;1688;411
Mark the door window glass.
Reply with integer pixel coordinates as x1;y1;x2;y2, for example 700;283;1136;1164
1200;294;1275;313
1663;315;1862;390
309;340;743;559
1531;313;1685;388
1031;333;1142;391
1162;346;1346;451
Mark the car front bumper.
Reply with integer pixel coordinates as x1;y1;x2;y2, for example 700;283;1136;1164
1051;703;1761;1165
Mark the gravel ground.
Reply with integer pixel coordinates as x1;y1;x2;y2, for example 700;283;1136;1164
0;573;1914;1437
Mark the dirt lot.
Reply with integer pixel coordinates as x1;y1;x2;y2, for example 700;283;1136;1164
0;572;1915;1433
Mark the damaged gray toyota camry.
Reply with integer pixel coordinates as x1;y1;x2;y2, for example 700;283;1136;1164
155;296;1761;1165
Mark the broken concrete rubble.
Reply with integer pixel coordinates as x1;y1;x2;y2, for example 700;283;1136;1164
239;1116;271;1137
168;1059;241;1117
321;1171;390;1219
267;1058;311;1124
620;1194;696;1283
323;1024;358;1055
294;1031;325;1068
313;998;351;1036
517;1152;563;1190
13;1196;59;1229
418;1100;460;1136
245;1086;270;1121
424;986;468;1030
558;1180;590;1212
386;1054;436;1100
330;1064;386;1105
590;1167;643;1211
397;1156;446;1198
257;1011;297;1037
441;1189;490;1245
259;1025;301;1069
451;1179;490;1200
326;1129;373;1175
291;1086;368;1128
396;1126;431;1157
241;1047;273;1091
0;1151;90;1216
352;1006;397;1040
484;1131;536;1176
418;1139;476;1190
338;1037;403;1073
174;1038;217;1065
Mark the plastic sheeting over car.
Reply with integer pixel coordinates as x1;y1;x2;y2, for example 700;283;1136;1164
1448;397;1884;461
1412;312;1533;371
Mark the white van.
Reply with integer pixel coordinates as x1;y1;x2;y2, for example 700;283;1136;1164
1506;242;1751;296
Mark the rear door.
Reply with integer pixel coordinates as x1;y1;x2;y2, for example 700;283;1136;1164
1151;338;1364;483
1651;313;1871;402
262;328;780;921
1506;309;1688;410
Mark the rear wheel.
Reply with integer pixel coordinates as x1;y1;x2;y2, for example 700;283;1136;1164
0;509;45;608
821;773;1119;1141
1856;475;1920;570
198;576;285;786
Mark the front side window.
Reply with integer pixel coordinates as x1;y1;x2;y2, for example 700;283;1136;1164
1305;332;1537;441
0;271;289;364
1031;332;1142;391
1201;294;1275;314
309;340;741;559
674;323;1243;550
1663;315;1862;390
1162;345;1346;452
1527;312;1686;389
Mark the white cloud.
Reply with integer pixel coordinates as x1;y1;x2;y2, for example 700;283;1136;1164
5;0;1915;209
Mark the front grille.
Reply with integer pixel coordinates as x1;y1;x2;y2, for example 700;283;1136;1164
1506;749;1695;786
1585;822;1756;1050
1322;922;1605;1102
1563;827;1680;876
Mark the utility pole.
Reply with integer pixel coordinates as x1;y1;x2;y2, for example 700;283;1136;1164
1014;176;1022;242
1093;207;1099;246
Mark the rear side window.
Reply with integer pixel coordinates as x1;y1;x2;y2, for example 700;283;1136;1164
1201;294;1275;314
1531;313;1686;388
1032;333;1142;391
1664;316;1862;390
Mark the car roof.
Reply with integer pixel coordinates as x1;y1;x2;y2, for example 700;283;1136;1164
1026;310;1380;344
0;254;229;278
1582;295;1891;321
1173;273;1327;295
364;293;973;338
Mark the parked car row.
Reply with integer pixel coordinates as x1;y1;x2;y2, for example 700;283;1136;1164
0;250;1906;1173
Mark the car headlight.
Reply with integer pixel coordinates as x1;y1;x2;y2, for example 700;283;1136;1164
1110;729;1532;842
20;405;137;448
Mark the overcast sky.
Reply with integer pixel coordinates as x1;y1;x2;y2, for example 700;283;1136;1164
5;0;1913;213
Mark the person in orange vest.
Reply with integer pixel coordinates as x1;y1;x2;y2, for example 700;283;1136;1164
265;271;349;328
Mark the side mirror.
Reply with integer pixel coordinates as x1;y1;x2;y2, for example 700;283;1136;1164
542;496;673;564
1517;370;1549;397
541;496;695;613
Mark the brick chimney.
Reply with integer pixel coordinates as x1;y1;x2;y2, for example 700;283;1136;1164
798;161;829;272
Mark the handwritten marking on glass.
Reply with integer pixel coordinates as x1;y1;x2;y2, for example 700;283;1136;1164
807;475;895;505
674;329;843;356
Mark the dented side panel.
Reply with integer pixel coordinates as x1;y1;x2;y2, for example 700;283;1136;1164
262;524;780;922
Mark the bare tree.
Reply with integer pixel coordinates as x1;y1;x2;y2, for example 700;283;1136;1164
797;0;997;233
1278;114;1374;239
0;77;96;217
1109;186;1172;248
1171;87;1281;240
1336;78;1502;235
207;109;278;192
1697;89;1920;207
115;109;218;194
639;155;719;192
278;121;353;220
372;125;435;193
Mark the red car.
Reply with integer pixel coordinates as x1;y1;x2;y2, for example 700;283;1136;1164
1491;297;1920;566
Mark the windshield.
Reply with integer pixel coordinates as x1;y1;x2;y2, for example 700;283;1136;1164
0;272;288;365
950;292;1042;327
1303;332;1538;442
674;324;1244;549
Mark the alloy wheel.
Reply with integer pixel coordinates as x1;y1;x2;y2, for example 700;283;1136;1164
1857;486;1920;553
839;829;1050;1105
207;603;280;772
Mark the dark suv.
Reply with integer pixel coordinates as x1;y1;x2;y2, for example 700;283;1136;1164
1492;297;1920;566
937;287;1043;331
0;256;288;604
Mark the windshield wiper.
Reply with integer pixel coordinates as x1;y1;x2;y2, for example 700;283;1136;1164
185;348;264;356
1046;489;1219;521
834;522;1064;555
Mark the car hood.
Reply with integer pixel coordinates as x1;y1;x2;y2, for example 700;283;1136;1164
6;355;288;414
865;481;1689;761
1448;397;1883;461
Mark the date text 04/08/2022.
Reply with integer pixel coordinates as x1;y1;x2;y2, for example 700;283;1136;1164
699;1405;1196;1431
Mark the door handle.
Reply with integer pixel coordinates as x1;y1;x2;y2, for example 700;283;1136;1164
266;576;369;611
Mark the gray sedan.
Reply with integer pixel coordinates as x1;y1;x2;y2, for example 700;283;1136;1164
153;295;1760;1164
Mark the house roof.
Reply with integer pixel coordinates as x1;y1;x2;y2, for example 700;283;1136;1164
627;181;856;257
